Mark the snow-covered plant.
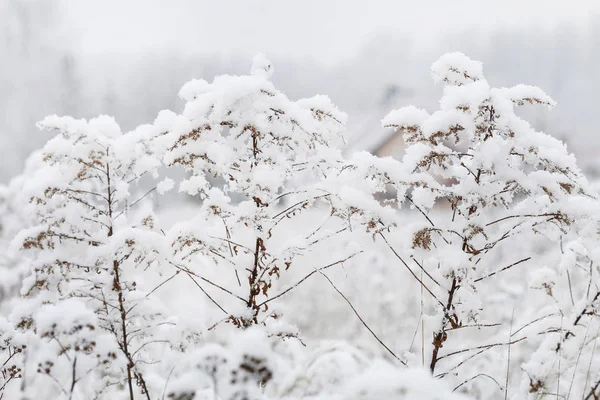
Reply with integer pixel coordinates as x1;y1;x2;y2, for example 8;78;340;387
0;317;27;399
12;115;177;399
163;55;357;331
519;222;600;399
0;152;44;309
166;330;467;400
0;185;23;307
166;328;276;400
328;52;598;394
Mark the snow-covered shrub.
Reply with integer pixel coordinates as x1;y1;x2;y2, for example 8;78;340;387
162;54;362;333
519;225;600;399
317;51;599;397
166;330;468;400
0;317;27;396
10;115;177;399
0;151;45;310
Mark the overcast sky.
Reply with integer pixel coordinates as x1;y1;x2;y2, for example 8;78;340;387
64;0;600;65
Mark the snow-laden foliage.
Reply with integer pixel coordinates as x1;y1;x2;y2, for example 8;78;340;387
374;52;597;397
8;115;179;399
0;175;30;308
519;227;600;399
162;54;361;331
0;53;598;400
316;51;599;397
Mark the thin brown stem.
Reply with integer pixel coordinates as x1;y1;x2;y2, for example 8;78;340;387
317;268;406;366
430;277;459;373
257;251;363;308
474;257;531;283
245;237;263;326
379;233;445;308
